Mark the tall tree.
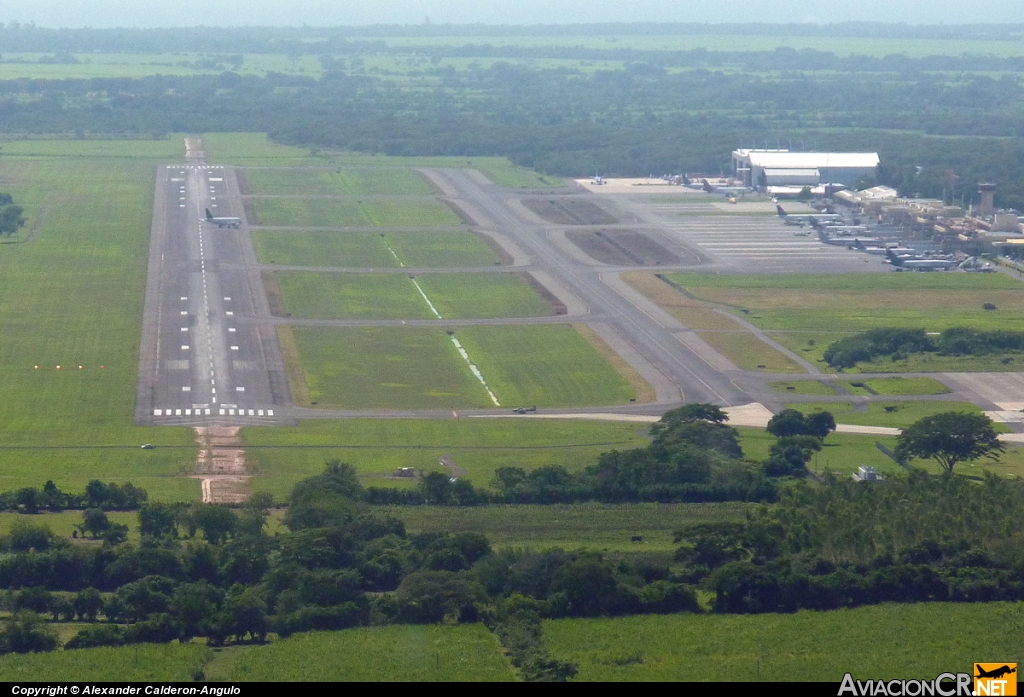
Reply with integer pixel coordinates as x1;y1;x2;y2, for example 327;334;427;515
895;412;1004;473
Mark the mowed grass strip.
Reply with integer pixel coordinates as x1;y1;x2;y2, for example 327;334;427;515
252;229;498;267
543;603;1024;682
206;625;514;682
383;502;752;553
242;167;433;196
252;196;462;227
274;272;433;320
242;418;648;500
0;644;212;682
290;326;491;409
456;325;638;407
785;400;985;430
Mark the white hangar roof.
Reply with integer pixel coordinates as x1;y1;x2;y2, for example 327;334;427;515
735;150;879;169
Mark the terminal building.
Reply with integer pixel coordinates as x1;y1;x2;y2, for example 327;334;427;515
731;149;880;192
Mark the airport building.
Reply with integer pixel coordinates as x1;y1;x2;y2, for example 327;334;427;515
731;149;880;190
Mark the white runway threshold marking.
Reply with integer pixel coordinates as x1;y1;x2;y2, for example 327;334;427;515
448;334;500;406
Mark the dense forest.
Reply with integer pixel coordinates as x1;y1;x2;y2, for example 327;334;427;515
2;25;1024;205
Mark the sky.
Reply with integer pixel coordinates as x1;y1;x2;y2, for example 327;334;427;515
1;1;1024;28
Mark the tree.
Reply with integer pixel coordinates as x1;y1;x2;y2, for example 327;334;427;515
0;611;58;655
81;508;111;538
766;409;835;441
73;588;104;622
895;412;1004;473
138;503;179;538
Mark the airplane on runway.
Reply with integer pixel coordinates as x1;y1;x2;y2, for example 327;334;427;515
591;172;605;185
886;248;957;270
203;208;241;228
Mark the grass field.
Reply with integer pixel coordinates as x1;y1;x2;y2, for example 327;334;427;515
242;167;433;196
769;380;839;395
454;325;637;408
544;602;1024;682
785;400;985;429
285;325;636;411
273;272;552;320
383;501;752;553
252;229;500;268
0;142;196;498
242;418;649;499
205;624;514;681
737;427;903;477
696;331;804;373
0;643;211;681
770;377;950;396
252;196;463;228
290;326;491;409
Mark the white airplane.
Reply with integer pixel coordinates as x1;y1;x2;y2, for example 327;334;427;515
886;249;956;270
203;208;241;228
777;205;841;223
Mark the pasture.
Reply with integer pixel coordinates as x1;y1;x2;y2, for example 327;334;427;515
252;229;500;267
383;501;752;553
242;417;648;499
0;643;211;682
251;196;462;228
544;602;1024;682
0;143;195;497
205;624;514;682
272;272;552;320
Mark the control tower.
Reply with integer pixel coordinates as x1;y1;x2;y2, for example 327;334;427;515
978;183;997;216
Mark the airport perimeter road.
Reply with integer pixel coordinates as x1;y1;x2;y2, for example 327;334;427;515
135;163;292;426
424;168;750;406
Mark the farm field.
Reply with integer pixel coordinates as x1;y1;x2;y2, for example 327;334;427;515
0;141;196;497
544;602;1024;682
272;272;552;320
285;325;637;411
252;229;501;268
241;167;433;196
242;418;648;499
382;501;752;553
0;643;211;682
251;196;462;228
206;624;514;681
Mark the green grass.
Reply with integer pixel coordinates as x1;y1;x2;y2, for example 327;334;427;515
667;272;1024;334
738;427;903;477
253;229;499;268
274;272;551;320
544;602;1024;682
275;273;433;320
0;511;138;539
382;502;752;553
290;326;493;409
287;325;635;411
242;167;433;195
470;160;563;188
846;377;951;396
769;380;838;395
414;274;552;319
0;643;211;681
696;332;804;373
253;196;462;228
0;144;195;498
785;401;986;429
242;418;648;500
455;325;637;408
205;625;513;681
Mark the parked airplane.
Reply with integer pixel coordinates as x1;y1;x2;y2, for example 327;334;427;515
592;173;605;185
702;179;748;196
204;208;241;228
959;256;995;272
886;248;956;270
777;206;840;223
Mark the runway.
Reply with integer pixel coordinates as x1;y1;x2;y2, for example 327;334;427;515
135;162;292;426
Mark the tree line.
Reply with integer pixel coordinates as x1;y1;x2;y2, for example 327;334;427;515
823;327;1024;369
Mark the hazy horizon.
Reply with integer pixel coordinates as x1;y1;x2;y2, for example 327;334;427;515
1;1;1023;30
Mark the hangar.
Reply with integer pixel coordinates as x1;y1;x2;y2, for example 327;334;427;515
731;149;880;190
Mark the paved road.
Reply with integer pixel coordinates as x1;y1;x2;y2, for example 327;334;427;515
135;163;292;426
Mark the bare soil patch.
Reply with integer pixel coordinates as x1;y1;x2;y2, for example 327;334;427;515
192;427;250;504
567;229;680;266
522;197;622;225
517;271;567;315
235;169;251;195
262;270;287;317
